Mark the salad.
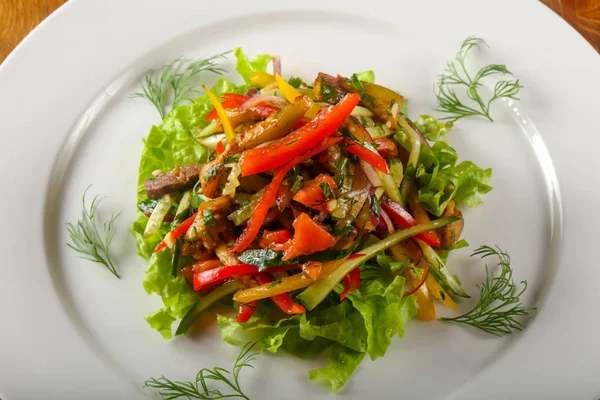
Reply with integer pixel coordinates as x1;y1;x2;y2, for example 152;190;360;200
130;48;494;391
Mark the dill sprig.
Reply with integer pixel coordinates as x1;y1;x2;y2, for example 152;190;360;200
66;186;121;278
435;36;523;122
144;341;258;400
134;51;230;119
441;245;535;336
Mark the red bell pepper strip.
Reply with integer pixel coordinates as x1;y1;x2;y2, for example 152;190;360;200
340;268;361;301
346;142;390;174
235;300;257;323
374;138;398;157
254;272;306;314
232;136;343;253
238;93;360;176
193;263;258;291
258;229;292;250
380;197;441;247
215;140;225;155
153;212;198;253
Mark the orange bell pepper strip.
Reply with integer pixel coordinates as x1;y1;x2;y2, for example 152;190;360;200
292;174;337;212
282;213;336;261
153;212;198;253
254;272;306;314
232;136;342;253
238;93;360;176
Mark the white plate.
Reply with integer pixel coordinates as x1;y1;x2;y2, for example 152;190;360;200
1;1;599;399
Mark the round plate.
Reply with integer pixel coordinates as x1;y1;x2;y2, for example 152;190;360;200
1;1;599;399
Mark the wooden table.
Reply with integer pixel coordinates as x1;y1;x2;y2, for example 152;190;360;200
0;0;599;63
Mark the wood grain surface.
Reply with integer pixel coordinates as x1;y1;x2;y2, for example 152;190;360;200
0;0;599;64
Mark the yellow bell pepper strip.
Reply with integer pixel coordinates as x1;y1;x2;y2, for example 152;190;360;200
201;85;235;142
250;71;276;88
425;274;459;311
406;269;436;321
232;258;347;304
297;216;460;311
275;73;321;119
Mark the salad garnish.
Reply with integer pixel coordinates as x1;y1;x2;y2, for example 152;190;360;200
441;245;536;335
144;341;257;400
66;186;121;278
436;36;523;122
134;52;230;119
121;40;535;392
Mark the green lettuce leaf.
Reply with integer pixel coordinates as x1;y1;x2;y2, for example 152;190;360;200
141;250;198;339
346;276;417;360
415;114;454;141
233;47;273;84
309;343;366;393
299;300;367;353
145;309;176;340
414;135;492;216
355;70;375;83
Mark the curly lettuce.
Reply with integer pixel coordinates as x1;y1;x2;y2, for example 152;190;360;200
131;49;272;338
216;275;416;392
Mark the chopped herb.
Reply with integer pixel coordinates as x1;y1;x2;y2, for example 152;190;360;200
286;138;299;146
137;199;159;215
359;93;376;108
335;157;348;174
204;231;216;244
269;280;283;288
319;77;341;103
362;141;379;154
349;74;364;91
288;76;302;88
332;222;355;237
203;162;223;182
371;194;382;217
191;194;205;209
317;181;335;200
203;209;217;226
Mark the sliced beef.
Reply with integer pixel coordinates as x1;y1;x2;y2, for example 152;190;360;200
145;164;204;200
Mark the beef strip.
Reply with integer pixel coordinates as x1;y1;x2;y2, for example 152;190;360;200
144;164;204;199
